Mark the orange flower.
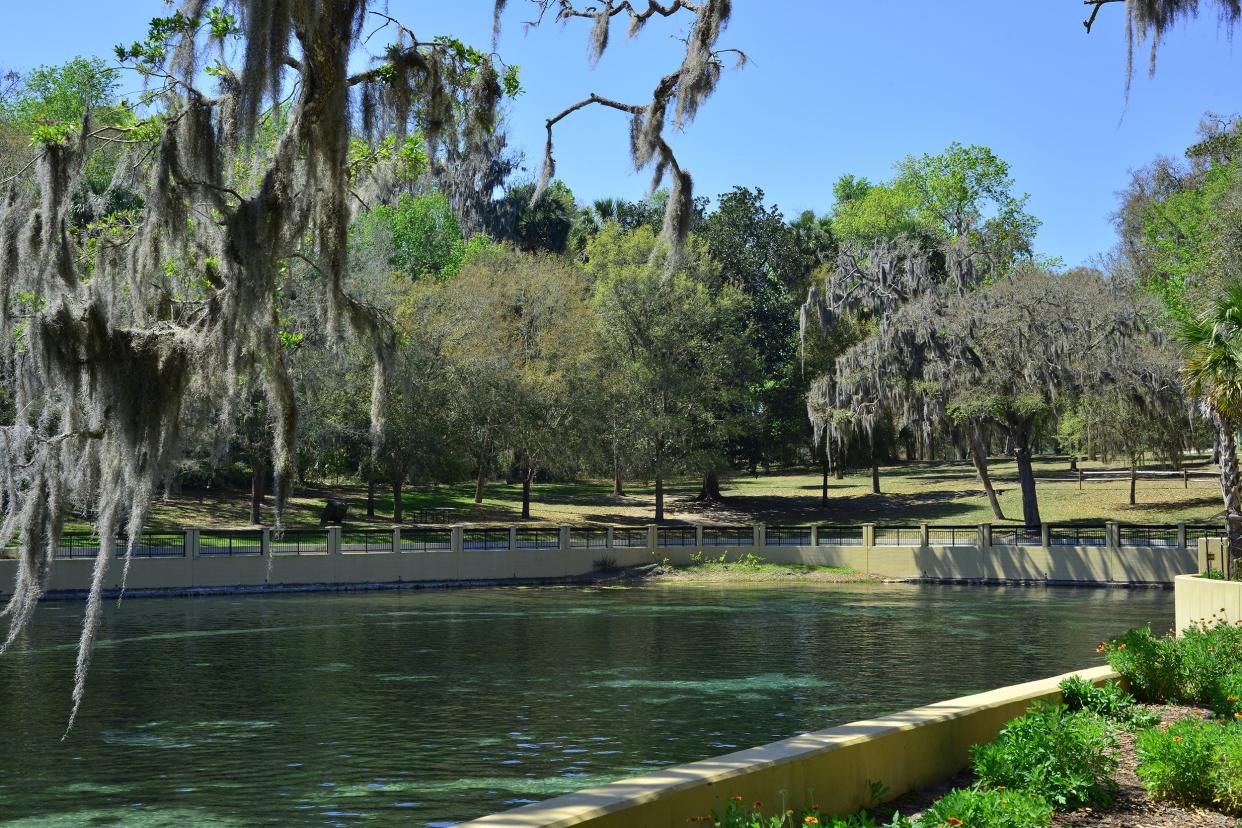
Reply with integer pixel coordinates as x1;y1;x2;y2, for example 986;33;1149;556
1173;736;1183;742
803;818;820;826
947;819;964;827
730;795;743;803
1118;643;1127;650
752;801;763;810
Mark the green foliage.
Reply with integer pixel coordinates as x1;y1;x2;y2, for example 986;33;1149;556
1213;672;1242;720
914;787;1052;828
2;56;126;143
970;702;1119;810
354;192;491;280
1058;676;1161;729
1102;618;1242;708
1136;717;1242;813
699;798;908;828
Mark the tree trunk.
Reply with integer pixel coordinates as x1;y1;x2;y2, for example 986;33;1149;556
834;436;845;479
905;433;916;462
696;470;724;503
1215;414;1242;569
821;449;829;506
366;476;375;519
1129;459;1137;507
655;476;664;523
474;463;486;504
522;471;532;520
1009;417;1041;527
870;431;881;494
250;459;265;525
612;443;624;496
392;480;403;523
968;425;1005;521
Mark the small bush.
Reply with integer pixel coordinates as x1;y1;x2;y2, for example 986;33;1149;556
698;799;909;828
1213;672;1242;720
970;702;1119;810
1102;618;1242;707
914;787;1052;828
1058;676;1161;729
1136;717;1242;812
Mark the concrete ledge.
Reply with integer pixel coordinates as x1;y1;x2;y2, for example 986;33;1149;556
1174;572;1242;633
457;666;1119;828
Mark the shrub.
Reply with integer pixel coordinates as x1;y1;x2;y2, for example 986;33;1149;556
1135;717;1241;811
1058;676;1160;729
698;800;909;828
1213;672;1242;720
1102;617;1242;707
970;702;1119;810
914;787;1052;828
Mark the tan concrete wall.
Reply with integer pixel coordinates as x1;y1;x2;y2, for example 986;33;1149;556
1174;573;1242;633
456;666;1119;828
0;531;1197;598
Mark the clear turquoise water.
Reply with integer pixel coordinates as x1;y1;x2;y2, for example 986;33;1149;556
0;583;1170;826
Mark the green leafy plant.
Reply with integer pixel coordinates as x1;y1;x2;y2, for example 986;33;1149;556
1135;716;1242;812
970;702;1119;810
1213;672;1242;720
1203;569;1228;580
695;797;910;828
1103;617;1242;706
1058;676;1161;729
914;787;1052;828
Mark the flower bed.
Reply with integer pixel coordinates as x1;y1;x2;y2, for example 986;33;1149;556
691;618;1242;828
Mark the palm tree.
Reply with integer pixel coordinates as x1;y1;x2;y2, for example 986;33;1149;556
1179;281;1242;570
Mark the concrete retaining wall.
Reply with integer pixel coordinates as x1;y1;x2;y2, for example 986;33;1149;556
0;523;1200;599
1174;572;1242;632
456;666;1119;828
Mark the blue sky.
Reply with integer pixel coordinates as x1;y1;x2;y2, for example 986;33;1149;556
2;1;1237;266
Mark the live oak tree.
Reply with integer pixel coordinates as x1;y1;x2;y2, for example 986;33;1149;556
588;224;758;522
0;0;744;726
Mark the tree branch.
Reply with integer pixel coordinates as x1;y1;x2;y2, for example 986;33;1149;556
1083;0;1125;34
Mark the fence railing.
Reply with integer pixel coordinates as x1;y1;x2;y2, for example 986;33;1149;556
702;526;753;547
399;527;452;553
1048;525;1107;547
766;526;812;546
462;528;510;551
570;528;609;549
340;528;395;554
873;526;922;546
35;520;1224;561
198;529;263;557
657;526;697;547
269;529;329;555
817;526;864;546
515;528;560;550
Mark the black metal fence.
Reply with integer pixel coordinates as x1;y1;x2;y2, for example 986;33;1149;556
925;526;978;547
873;526;922;546
657;526;697;547
817;526;864;546
991;526;1043;547
1048;525;1107;547
702;526;753;547
269;529;329;555
515;528;560;550
198;529;263;556
399;527;452;553
570;528;609;549
612;527;648;548
766;526;812;546
462;528;510;551
339;528;394;553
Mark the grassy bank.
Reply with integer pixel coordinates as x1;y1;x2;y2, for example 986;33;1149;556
124;455;1223;530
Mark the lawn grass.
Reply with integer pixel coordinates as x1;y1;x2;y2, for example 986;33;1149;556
113;454;1226;530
